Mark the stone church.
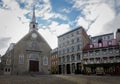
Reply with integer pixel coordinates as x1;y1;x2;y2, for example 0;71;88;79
1;9;51;75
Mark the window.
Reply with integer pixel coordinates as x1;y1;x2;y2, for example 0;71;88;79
89;51;93;56
19;54;24;64
63;43;65;47
116;56;120;62
77;44;81;51
108;41;112;46
77;53;81;60
90;44;93;48
5;68;11;72
115;47;119;53
71;46;74;52
92;38;96;42
43;56;48;65
5;68;7;72
63;37;65;40
71;54;75;61
95;50;100;55
102;49;107;55
62;49;65;54
98;43;102;47
96;58;100;63
90;58;94;63
67;41;69;45
66;55;70;62
109;48;113;53
71;39;74;44
77;37;80;42
84;51;88;56
64;49;67;54
6;59;11;65
67;35;69;38
67;48;69;53
32;41;38;49
33;24;35;28
107;36;110;39
8;68;10;72
62;56;65;62
59;57;61;63
59;44;61;48
71;33;74;37
76;31;79;34
98;38;102;43
103;57;107;63
58;50;61;55
109;57;114;63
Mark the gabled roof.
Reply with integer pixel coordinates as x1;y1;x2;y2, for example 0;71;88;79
16;30;51;49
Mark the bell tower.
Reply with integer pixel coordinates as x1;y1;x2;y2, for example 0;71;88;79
29;7;38;32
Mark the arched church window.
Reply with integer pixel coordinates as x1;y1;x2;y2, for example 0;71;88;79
31;41;38;49
19;54;24;64
43;56;48;65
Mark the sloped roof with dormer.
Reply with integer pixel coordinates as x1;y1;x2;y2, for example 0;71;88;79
83;39;119;51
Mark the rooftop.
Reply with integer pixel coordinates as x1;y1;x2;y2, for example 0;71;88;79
91;33;114;39
83;39;119;50
58;26;84;38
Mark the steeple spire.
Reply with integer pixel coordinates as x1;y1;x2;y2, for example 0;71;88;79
29;6;38;32
32;7;36;23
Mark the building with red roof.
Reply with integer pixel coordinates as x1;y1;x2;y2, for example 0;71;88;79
82;31;120;75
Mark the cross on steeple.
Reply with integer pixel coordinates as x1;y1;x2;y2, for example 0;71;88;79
29;7;38;32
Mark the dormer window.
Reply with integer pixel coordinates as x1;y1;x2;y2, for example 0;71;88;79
99;43;102;47
98;38;102;43
108;41;112;46
90;44;93;48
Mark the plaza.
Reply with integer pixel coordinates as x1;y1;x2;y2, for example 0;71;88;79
0;75;120;84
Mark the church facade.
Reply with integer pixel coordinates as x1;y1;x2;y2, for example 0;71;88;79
1;9;51;75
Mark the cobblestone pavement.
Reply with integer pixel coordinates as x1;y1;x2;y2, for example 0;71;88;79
0;75;120;84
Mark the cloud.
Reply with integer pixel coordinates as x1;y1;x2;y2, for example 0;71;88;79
0;37;11;49
0;37;11;55
71;0;118;36
103;14;120;34
76;17;89;29
0;0;29;55
0;0;69;55
49;21;70;36
87;3;115;36
39;21;71;49
60;8;72;13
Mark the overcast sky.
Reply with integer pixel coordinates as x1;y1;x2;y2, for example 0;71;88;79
0;0;120;55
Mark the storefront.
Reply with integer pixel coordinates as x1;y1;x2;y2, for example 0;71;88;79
84;63;120;75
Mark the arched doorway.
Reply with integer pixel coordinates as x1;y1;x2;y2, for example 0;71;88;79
66;64;71;74
29;53;39;72
29;60;39;72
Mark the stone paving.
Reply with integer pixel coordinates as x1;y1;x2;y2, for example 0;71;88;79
0;75;120;84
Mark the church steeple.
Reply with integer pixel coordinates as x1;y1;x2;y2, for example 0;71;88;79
32;7;36;23
29;7;38;32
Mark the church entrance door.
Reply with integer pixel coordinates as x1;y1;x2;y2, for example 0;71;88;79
29;60;39;72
